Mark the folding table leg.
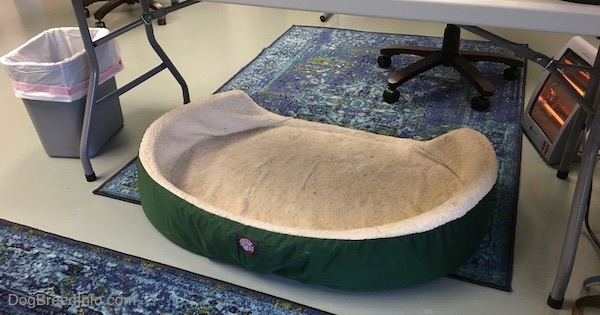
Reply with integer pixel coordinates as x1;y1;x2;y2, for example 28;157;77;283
71;0;192;181
548;50;600;308
71;0;102;181
548;109;600;308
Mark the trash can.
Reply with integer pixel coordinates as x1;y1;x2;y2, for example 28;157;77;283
0;27;124;158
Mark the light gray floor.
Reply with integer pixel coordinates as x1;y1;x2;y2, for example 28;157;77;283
1;1;600;314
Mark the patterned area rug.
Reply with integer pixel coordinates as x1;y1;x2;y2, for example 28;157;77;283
94;25;525;292
0;219;331;314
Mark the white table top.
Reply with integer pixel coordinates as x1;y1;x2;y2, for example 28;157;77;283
206;0;600;36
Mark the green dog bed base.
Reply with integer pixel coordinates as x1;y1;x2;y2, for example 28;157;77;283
138;90;498;291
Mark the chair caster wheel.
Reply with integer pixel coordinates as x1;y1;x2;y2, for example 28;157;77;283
377;55;392;68
471;96;490;111
383;88;400;103
158;17;167;25
503;67;520;80
95;21;106;28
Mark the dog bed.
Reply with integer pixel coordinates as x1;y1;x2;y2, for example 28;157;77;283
138;90;498;291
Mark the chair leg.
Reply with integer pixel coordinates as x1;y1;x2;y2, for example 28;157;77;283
147;0;168;25
449;55;496;97
91;0;126;27
380;46;440;59
148;0;163;11
387;52;446;88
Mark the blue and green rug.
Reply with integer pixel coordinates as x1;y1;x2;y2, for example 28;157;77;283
0;218;330;314
95;25;524;292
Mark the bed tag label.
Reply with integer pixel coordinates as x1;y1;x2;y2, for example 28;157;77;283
237;236;259;256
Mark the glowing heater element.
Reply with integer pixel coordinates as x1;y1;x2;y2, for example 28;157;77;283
540;96;566;126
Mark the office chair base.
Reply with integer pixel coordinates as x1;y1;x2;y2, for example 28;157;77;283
378;24;524;110
83;0;169;28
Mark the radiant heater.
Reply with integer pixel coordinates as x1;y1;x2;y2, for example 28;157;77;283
521;36;597;165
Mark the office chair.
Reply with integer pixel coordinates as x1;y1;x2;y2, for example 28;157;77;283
378;24;524;111
81;0;178;28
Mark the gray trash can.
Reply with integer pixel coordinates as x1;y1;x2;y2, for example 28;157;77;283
0;27;124;158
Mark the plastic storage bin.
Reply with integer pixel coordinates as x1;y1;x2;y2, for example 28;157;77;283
0;27;124;158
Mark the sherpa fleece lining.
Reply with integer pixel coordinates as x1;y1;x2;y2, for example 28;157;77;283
138;90;498;240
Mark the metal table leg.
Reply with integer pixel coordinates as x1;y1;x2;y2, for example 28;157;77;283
70;0;195;181
71;0;102;181
459;25;600;309
548;50;600;309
